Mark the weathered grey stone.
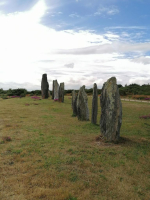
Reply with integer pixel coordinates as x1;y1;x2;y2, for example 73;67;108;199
91;83;98;124
59;82;64;102
53;80;59;100
72;90;77;116
77;86;89;121
41;74;49;99
100;77;122;142
82;85;85;90
52;80;54;99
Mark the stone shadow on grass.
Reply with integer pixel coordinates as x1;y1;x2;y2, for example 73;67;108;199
95;135;150;149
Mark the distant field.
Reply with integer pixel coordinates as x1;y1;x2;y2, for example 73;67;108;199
0;96;150;200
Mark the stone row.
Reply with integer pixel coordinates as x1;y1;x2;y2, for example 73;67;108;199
41;74;64;102
71;77;122;142
41;74;122;142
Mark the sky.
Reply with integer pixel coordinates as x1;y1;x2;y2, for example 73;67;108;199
0;0;150;90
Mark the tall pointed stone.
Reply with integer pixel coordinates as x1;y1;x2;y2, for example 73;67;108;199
91;83;98;124
41;74;49;99
59;82;64;102
53;80;59;100
100;77;122;142
77;86;89;121
52;80;54;99
72;90;77;116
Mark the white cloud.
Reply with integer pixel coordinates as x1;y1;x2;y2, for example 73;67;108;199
94;6;119;16
105;26;147;30
64;63;74;68
0;0;149;90
129;77;150;85
131;56;150;65
0;82;40;90
104;32;120;41
0;1;6;7
56;42;150;55
69;13;80;18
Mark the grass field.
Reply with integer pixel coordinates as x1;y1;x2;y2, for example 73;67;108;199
0;96;150;200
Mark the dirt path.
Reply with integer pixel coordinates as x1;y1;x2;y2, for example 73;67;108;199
121;99;150;103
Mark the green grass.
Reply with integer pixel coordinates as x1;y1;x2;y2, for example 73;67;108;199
0;96;150;200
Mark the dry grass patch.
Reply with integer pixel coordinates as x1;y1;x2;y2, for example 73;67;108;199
0;97;150;200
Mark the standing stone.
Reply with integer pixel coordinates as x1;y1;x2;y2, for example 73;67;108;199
82;85;85;90
72;90;77;116
77;86;89;121
91;83;98;124
53;80;59;100
52;80;54;99
41;74;49;99
59;82;64;102
100;77;122;142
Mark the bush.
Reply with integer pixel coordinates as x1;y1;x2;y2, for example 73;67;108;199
20;93;26;97
0;94;8;99
119;88;126;96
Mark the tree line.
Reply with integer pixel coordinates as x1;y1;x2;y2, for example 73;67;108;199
118;83;150;96
0;83;150;98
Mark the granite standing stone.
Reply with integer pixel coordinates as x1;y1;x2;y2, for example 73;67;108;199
77;86;89;121
53;80;59;100
91;83;98;124
100;77;122;142
72;90;77;116
59;82;64;102
51;81;53;99
41;74;49;99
